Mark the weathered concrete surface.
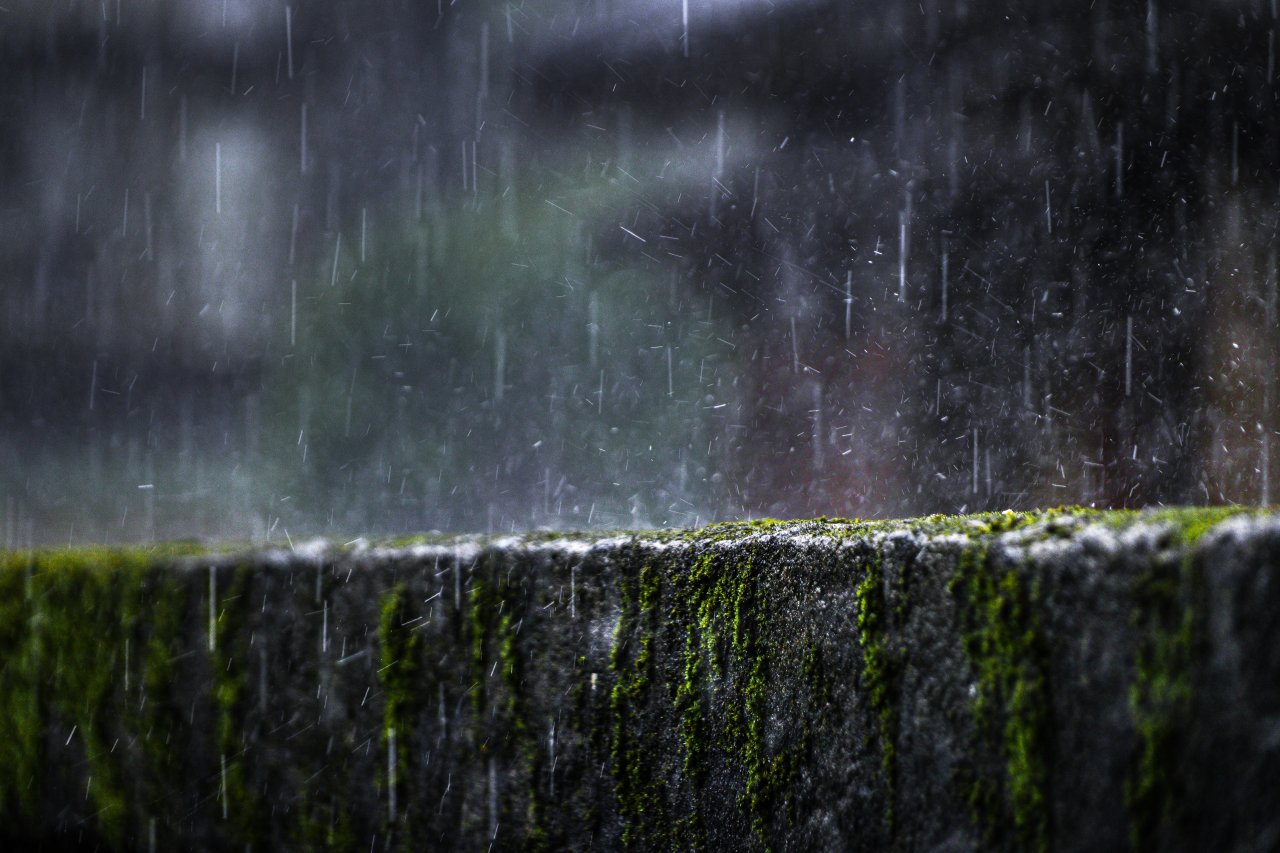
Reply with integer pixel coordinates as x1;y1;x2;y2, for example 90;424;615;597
1;508;1279;851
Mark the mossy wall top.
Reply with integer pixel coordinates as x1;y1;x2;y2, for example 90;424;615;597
0;508;1277;851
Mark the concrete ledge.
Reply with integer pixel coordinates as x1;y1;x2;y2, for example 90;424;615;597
1;508;1278;850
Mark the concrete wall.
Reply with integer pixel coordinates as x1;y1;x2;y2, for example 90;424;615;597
1;508;1277;850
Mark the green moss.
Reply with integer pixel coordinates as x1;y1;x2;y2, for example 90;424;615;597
295;794;359;850
0;546;209;848
855;546;900;830
134;562;194;847
1124;506;1246;851
210;563;268;846
950;521;1054;852
468;578;491;718
675;621;709;793
1112;505;1251;539
563;650;597;827
672;550;727;815
609;560;667;847
673;547;760;845
738;615;778;846
498;603;550;850
0;507;1264;849
734;565;810;849
377;583;424;842
464;562;550;847
372;504;1252;849
669;541;811;848
941;507;1241;850
0;553;41;830
32;549;153;847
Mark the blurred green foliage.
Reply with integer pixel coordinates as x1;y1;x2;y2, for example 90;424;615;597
263;154;739;534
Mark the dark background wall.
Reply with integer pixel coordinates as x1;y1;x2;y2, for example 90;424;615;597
2;0;1277;545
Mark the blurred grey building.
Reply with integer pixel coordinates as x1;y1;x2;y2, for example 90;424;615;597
2;0;1277;544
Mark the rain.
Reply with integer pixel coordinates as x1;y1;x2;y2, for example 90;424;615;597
2;0;1278;546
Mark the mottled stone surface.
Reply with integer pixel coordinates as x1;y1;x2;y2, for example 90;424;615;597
1;508;1277;850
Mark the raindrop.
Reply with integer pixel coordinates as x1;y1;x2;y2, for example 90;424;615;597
972;428;979;496
681;0;690;58
940;233;950;322
1114;122;1125;198
214;143;222;215
1125;316;1134;397
285;5;295;80
1043;181;1052;234
208;566;217;653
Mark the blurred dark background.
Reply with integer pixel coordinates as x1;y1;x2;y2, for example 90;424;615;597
2;0;1277;545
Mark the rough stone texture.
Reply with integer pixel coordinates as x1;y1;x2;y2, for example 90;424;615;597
1;508;1278;851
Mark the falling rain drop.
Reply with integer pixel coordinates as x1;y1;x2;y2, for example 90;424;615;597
682;0;690;58
285;5;295;79
844;271;853;340
972;428;979;495
214;143;222;215
1125;316;1134;397
208;566;217;653
940;234;950;322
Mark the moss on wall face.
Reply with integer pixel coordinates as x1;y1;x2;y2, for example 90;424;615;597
0;509;1278;849
0;553;40;833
